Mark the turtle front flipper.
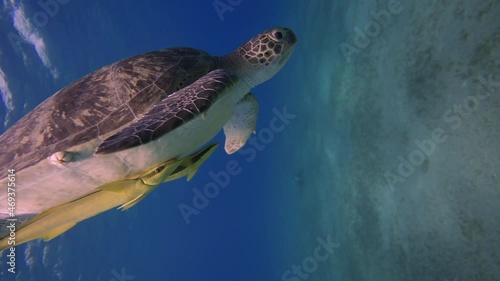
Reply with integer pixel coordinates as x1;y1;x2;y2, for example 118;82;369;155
95;69;238;155
223;93;259;154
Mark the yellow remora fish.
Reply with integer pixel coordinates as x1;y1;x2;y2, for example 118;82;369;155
0;143;218;251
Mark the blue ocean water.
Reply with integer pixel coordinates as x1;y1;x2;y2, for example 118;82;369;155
0;0;499;281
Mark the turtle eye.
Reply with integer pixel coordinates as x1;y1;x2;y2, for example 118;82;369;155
270;28;287;42
155;166;164;173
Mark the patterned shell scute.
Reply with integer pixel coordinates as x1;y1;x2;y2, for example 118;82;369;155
0;47;216;178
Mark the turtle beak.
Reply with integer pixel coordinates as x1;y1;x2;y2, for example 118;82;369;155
278;28;297;65
285;28;298;45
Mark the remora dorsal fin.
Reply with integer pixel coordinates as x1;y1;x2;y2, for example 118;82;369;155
166;143;219;182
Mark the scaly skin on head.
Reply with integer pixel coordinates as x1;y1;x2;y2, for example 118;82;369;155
220;27;297;87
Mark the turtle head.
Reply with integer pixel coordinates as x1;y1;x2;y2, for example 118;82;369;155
223;27;297;86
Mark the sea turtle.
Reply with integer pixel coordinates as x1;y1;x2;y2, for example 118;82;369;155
0;27;297;224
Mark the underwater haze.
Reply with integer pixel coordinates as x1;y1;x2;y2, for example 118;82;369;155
1;0;499;280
